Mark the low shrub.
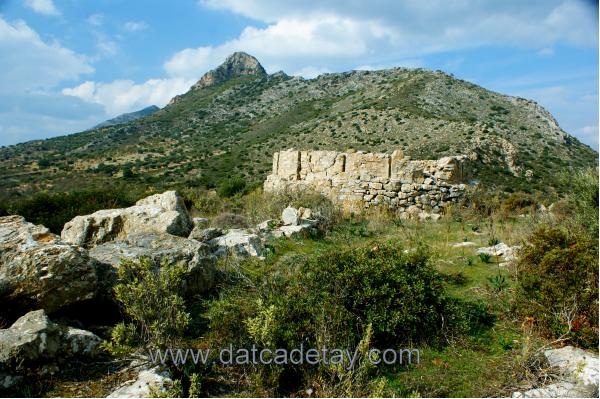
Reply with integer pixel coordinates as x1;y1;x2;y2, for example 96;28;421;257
500;192;535;214
515;226;598;348
514;167;598;348
110;257;191;349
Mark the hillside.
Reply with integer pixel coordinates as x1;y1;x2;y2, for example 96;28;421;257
0;52;596;199
93;105;160;129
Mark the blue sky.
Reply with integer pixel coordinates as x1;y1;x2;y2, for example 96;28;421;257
0;0;598;149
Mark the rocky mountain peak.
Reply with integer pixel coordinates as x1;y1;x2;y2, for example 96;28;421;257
192;52;267;90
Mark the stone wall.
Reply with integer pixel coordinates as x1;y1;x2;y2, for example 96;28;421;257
264;149;471;218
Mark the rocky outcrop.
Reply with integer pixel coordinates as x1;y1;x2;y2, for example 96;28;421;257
191;52;266;91
61;191;193;247
512;346;599;398
0;310;101;377
264;149;470;216
89;233;216;295
0;216;98;314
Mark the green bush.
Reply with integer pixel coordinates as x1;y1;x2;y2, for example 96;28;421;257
514;167;598;348
204;243;492;395
112;257;191;349
515;226;598;348
217;177;247;197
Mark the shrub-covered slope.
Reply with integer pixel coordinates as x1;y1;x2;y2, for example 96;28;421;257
0;52;596;198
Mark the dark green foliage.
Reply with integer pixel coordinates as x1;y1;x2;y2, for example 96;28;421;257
217;176;247;197
478;253;492;263
515;226;598;348
514;167;598;348
0;188;136;233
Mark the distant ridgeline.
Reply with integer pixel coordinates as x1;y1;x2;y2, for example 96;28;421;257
264;149;471;217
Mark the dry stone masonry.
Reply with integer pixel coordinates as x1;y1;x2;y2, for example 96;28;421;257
264;149;471;217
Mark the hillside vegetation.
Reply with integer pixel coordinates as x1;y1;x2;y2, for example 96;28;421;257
0;52;596;205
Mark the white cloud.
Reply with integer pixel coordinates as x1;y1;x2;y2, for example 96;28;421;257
164;46;215;79
24;0;60;16
201;0;598;49
0;17;93;93
0;91;106;146
124;21;148;32
87;14;104;26
62;78;194;115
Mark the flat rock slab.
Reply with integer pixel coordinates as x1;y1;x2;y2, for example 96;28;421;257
61;191;193;247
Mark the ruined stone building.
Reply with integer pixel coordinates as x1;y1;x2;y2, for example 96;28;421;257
264;149;472;218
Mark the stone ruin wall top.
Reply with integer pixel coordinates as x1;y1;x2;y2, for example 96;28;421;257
269;149;471;183
264;149;472;216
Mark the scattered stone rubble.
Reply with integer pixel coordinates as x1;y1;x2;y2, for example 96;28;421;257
264;149;472;218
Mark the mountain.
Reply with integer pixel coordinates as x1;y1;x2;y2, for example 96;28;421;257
0;53;596;198
93;105;160;129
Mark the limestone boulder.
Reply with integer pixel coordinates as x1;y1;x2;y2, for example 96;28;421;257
0;216;98;314
89;233;216;295
61;191;193;247
208;229;264;258
282;207;299;226
512;381;596;398
512;346;598;398
107;364;174;398
0;310;101;372
544;346;598;387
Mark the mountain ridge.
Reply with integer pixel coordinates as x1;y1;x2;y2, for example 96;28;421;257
93;105;160;129
0;53;596;199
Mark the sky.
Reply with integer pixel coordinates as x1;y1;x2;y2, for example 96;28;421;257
0;0;598;149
